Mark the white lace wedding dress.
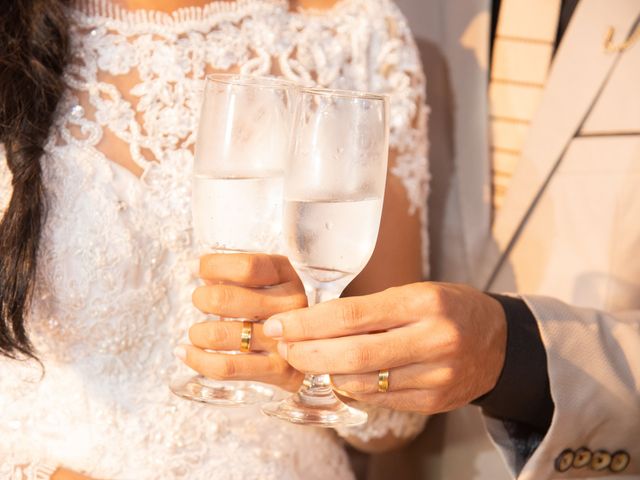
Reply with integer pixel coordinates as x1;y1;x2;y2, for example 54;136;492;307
0;1;429;478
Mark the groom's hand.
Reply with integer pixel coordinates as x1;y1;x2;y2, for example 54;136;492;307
175;253;306;392
262;282;507;414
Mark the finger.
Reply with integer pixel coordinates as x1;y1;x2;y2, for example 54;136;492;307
199;253;299;286
263;285;418;342
330;362;453;394
281;323;429;374
176;344;294;382
189;320;277;352
193;281;307;319
348;388;458;415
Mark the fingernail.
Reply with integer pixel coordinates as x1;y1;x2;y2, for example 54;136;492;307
277;341;288;360
173;345;187;361
263;318;283;338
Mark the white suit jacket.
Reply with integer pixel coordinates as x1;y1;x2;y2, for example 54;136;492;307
370;0;640;479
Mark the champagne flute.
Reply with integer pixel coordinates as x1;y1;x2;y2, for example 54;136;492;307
170;74;297;406
261;87;389;426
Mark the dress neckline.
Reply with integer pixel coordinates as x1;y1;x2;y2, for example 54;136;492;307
73;0;289;24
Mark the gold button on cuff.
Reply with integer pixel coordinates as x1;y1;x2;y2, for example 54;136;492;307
377;369;390;393
240;321;253;353
591;450;612;471
610;451;630;473
554;449;574;473
573;447;592;469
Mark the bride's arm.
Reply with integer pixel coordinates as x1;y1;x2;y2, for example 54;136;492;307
344;151;424;297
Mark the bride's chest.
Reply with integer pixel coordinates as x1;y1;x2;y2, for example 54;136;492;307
27;1;384;357
32;145;197;362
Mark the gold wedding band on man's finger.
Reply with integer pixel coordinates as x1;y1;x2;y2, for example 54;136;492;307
377;369;390;393
240;321;253;352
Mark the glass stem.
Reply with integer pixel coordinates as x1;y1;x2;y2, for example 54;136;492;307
298;286;340;405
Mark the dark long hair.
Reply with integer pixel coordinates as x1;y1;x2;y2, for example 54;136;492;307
0;0;71;359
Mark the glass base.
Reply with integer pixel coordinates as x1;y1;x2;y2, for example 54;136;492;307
261;386;368;427
170;375;275;406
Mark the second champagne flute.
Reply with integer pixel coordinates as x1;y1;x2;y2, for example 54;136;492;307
170;74;297;406
262;87;390;426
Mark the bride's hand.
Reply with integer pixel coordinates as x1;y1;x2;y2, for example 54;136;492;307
175;253;306;392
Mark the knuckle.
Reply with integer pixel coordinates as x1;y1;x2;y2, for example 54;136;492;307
209;286;232;309
219;357;237;378
345;345;372;371
240;254;263;281
207;323;230;346
436;366;456;386
441;325;463;352
400;336;425;364
339;302;363;331
427;284;447;311
293;317;312;340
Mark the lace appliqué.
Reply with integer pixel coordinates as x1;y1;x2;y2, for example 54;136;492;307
335;402;428;443
0;461;58;480
67;0;429;259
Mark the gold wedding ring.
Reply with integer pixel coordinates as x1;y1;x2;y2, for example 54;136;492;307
377;369;390;393
240;321;253;352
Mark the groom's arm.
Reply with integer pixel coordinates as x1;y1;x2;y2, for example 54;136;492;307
472;294;554;464
477;296;639;478
264;283;640;477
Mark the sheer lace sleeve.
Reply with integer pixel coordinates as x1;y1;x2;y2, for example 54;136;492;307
335;1;429;443
377;0;430;277
335;402;428;443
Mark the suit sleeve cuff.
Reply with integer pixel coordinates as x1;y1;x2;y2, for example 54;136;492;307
472;293;554;435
